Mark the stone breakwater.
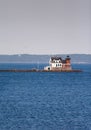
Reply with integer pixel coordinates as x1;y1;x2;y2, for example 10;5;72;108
0;69;82;72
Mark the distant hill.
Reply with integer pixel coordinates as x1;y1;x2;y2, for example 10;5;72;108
0;54;91;64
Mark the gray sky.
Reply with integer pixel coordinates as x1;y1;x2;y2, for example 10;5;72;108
0;0;91;54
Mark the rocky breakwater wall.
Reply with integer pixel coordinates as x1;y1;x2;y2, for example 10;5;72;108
0;69;82;72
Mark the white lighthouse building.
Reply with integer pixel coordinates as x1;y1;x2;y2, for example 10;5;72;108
44;56;72;71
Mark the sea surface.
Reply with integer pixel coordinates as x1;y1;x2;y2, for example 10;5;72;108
0;63;91;130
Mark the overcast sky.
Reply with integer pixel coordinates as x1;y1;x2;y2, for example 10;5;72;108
0;0;91;54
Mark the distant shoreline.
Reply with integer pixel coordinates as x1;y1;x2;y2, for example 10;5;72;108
0;54;91;64
0;62;91;64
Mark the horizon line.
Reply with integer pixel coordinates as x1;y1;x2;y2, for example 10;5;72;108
0;53;91;55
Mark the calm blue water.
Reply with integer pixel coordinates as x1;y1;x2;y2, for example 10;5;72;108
0;63;91;130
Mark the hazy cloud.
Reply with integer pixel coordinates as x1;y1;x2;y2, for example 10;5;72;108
0;0;91;54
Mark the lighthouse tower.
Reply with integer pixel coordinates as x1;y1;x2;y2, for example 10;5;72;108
65;56;72;70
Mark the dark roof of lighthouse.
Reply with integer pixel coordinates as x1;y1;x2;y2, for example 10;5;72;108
50;56;71;63
65;55;71;60
51;57;62;61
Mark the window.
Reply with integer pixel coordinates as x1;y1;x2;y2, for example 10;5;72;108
60;64;62;67
48;67;50;70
